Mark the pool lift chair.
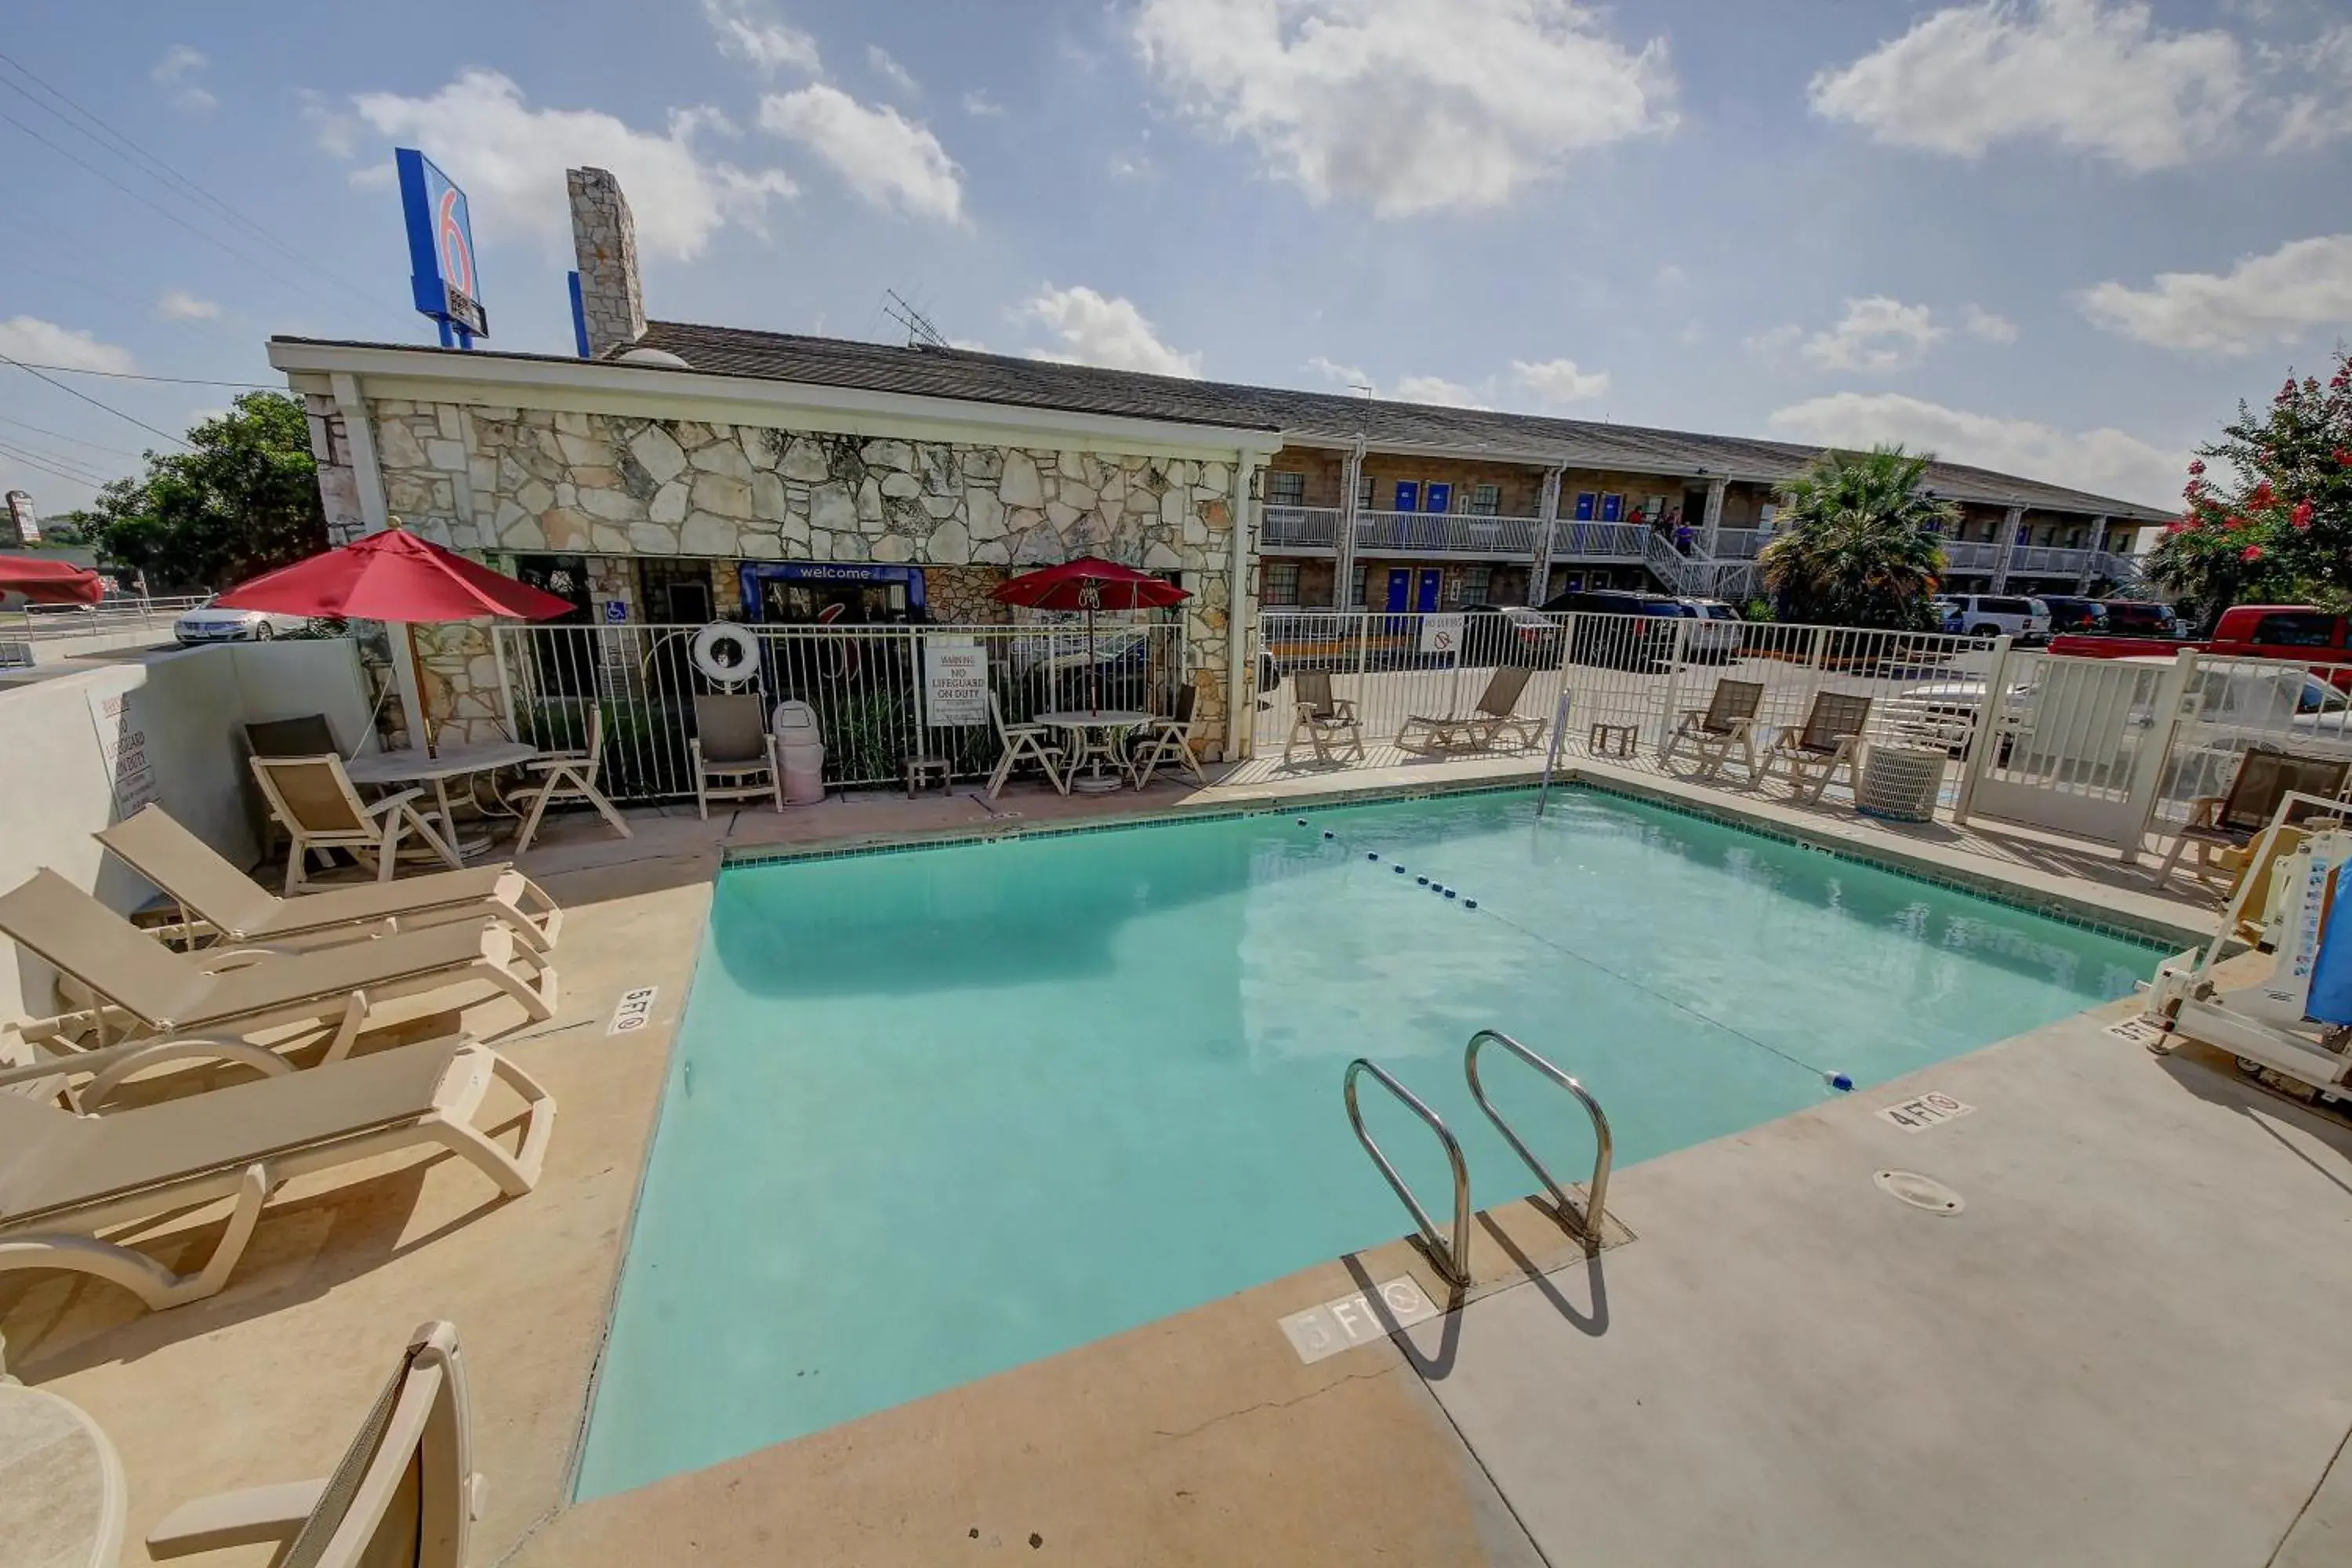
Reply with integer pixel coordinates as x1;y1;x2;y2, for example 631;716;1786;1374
2143;808;2352;1105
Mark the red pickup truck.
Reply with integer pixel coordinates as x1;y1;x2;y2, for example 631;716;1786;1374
2050;605;2352;681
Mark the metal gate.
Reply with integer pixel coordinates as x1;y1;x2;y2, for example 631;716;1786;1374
1958;650;2187;855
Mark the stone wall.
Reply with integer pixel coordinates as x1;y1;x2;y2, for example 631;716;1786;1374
568;166;645;357
322;397;1252;748
924;564;1013;623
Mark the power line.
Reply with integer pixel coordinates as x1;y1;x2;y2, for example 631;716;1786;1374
0;414;143;457
1;363;276;389
0;430;117;481
0;49;387;318
0;440;108;488
0;353;185;448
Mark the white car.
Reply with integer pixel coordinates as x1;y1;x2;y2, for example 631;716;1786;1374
1933;593;2051;643
173;602;315;644
1675;598;1744;662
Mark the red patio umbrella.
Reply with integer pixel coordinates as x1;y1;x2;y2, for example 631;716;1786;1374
993;556;1189;710
0;555;107;605
216;523;575;756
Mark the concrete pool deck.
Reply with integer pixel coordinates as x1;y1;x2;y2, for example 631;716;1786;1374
5;764;2340;1566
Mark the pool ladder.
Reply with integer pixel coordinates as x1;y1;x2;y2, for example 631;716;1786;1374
1342;1030;1613;1290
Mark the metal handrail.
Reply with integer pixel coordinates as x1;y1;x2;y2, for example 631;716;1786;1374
1343;1058;1473;1289
1464;1030;1613;1252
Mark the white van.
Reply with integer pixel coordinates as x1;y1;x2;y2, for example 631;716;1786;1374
1934;593;2050;643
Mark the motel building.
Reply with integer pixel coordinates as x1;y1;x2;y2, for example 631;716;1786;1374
270;166;2170;760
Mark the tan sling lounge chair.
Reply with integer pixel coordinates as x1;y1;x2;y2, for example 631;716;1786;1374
690;694;783;818
147;1319;481;1565
512;705;633;851
985;689;1068;800
0;869;557;1061
2151;745;2352;891
1762;691;1872;804
1284;670;1366;764
1396;665;1544;753
0;1040;550;1311
1661;677;1765;781
251;754;463;896
97;804;562;956
1126;679;1210;788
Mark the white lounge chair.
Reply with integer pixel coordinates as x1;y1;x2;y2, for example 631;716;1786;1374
0;1038;552;1310
1661;677;1765;781
251;754;463;895
512;705;633;851
96;804;561;956
0;869;557;1062
985;689;1067;800
1396;665;1544;753
690;694;782;819
1127;679;1210;788
147;1319;481;1565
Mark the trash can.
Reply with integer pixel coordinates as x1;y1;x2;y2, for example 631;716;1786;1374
771;699;826;806
1856;743;1947;823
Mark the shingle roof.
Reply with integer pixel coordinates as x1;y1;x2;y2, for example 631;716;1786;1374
632;322;2170;521
270;326;2173;521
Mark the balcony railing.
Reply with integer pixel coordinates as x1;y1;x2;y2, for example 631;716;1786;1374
1262;506;1342;550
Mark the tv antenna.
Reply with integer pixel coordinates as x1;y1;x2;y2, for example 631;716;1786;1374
882;289;949;349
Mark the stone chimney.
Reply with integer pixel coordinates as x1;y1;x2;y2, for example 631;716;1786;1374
568;166;644;357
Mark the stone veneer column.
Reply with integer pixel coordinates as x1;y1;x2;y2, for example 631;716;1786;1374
568;166;644;357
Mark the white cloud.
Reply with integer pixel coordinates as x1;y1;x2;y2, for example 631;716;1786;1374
962;89;1004;118
1392;375;1489;408
1768;391;2185;508
759;85;964;222
2271;24;2352;151
867;45;920;96
1132;0;1674;218
297;89;360;158
1511;357;1610;405
0;317;137;374
1961;303;2019;343
350;70;797;260
1018;285;1201;376
2078;234;2352;353
1808;0;2248;172
1306;354;1373;390
156;289;220;321
703;0;822;74
151;45;216;113
1744;324;1803;357
1799;296;1949;372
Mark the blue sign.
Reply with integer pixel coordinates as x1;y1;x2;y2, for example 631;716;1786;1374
604;599;629;623
396;148;488;346
1424;483;1451;514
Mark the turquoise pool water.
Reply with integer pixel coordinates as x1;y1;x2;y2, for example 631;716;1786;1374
577;787;2159;1497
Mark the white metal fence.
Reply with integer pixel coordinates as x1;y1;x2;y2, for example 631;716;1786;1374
492;619;1191;798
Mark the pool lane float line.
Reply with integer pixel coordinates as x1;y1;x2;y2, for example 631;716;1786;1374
1294;811;1846;1090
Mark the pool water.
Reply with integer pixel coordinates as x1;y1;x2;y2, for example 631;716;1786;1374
576;787;2159;1497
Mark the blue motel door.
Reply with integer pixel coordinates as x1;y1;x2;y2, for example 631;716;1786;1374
1414;569;1441;612
1385;568;1411;612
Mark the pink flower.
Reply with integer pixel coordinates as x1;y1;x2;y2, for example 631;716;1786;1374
2187;459;2206;476
2241;545;2264;561
2227;514;2249;530
2292;500;2314;530
2164;521;2188;535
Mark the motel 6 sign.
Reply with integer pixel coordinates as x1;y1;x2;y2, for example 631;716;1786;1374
396;148;488;345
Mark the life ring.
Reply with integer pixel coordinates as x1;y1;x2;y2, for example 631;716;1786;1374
690;622;760;686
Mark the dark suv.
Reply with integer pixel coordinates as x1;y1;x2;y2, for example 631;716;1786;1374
2035;595;2109;636
1541;589;1686;669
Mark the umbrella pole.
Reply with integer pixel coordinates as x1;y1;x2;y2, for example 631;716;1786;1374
1087;601;1099;712
397;621;436;759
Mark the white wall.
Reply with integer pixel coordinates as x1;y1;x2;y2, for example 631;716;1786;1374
0;638;373;1020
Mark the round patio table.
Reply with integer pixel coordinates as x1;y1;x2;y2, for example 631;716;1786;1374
0;1381;127;1568
345;739;540;863
1033;709;1150;793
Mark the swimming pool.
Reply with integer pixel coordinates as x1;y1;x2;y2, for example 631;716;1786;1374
576;787;2160;1497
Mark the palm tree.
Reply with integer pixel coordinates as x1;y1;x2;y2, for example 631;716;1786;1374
1759;445;1956;630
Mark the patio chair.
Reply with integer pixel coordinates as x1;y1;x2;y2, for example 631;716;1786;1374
251;754;463;896
985;689;1068;800
2151;746;2352;891
244;714;352;868
511;705;633;851
96;804;562;956
0;1037;551;1311
146;1319;480;1564
1127;678;1209;789
1284;670;1366;765
690;694;783;819
1762;691;1872;804
0;869;557;1065
1661;677;1765;781
1396;665;1543;753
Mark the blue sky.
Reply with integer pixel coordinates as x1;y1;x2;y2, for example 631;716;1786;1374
4;0;2350;516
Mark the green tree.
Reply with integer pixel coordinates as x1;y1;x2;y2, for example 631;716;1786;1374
1758;445;1956;630
2146;350;2352;628
73;392;325;592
